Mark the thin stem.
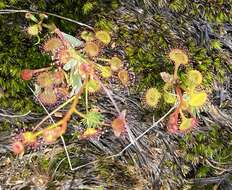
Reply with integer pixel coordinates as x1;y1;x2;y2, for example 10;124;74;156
173;63;180;80
69;106;176;171
0;9;94;30
85;86;88;113
96;58;110;62
99;81;121;114
74;109;86;118
32;95;76;131
0;110;31;118
33;67;52;73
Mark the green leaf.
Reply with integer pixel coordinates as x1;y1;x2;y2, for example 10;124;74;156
70;71;82;96
188;92;207;107
163;92;177;104
179;118;192;131
63;59;78;71
81;111;104;128
62;32;83;47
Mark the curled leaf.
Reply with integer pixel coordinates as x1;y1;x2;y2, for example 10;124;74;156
118;69;129;86
111;110;126;137
109;56;123;71
25;13;38;23
160;72;173;83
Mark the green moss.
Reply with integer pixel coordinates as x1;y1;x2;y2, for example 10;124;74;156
96;160;137;189
114;1;230;91
0;0;117;113
178;125;231;179
0;15;50;112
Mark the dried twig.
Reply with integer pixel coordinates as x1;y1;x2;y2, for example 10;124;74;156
0;9;94;30
0;111;31;118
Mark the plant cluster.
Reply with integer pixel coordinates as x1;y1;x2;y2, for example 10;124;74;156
143;49;207;133
12;13;130;155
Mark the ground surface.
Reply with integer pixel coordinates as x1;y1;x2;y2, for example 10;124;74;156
0;1;232;189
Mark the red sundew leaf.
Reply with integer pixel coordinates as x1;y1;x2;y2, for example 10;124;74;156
111;110;127;137
21;69;34;80
11;141;24;155
166;112;179;134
